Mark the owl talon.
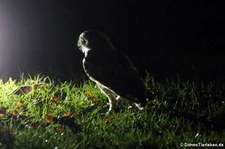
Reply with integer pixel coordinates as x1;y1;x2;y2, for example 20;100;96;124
135;103;145;110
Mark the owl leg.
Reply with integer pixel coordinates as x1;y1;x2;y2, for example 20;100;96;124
108;95;116;112
97;86;119;113
104;91;118;113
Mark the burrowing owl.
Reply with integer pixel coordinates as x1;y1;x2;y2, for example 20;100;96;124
77;30;154;113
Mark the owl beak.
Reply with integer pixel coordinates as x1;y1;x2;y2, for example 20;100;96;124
77;38;81;48
77;35;84;49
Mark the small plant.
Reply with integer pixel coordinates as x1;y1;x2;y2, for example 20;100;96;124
0;74;224;148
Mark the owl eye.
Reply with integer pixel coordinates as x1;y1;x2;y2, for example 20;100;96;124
81;37;88;45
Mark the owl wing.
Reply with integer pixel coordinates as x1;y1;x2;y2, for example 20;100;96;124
83;50;148;103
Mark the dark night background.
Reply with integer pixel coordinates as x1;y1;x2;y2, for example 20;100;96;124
0;0;225;82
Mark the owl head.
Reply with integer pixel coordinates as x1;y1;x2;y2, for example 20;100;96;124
77;30;115;54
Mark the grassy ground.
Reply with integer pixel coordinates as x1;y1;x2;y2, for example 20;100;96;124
0;74;224;149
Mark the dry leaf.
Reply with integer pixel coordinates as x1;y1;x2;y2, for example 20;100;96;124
45;113;54;124
9;110;18;116
15;100;26;109
51;95;58;101
85;90;93;97
13;85;33;95
63;112;72;117
0;113;5;118
34;83;47;90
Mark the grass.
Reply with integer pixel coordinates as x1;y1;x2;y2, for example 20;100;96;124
0;74;225;148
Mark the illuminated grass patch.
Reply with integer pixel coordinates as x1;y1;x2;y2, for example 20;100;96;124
0;75;224;148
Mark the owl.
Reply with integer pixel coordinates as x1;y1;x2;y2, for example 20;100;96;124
77;30;154;113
